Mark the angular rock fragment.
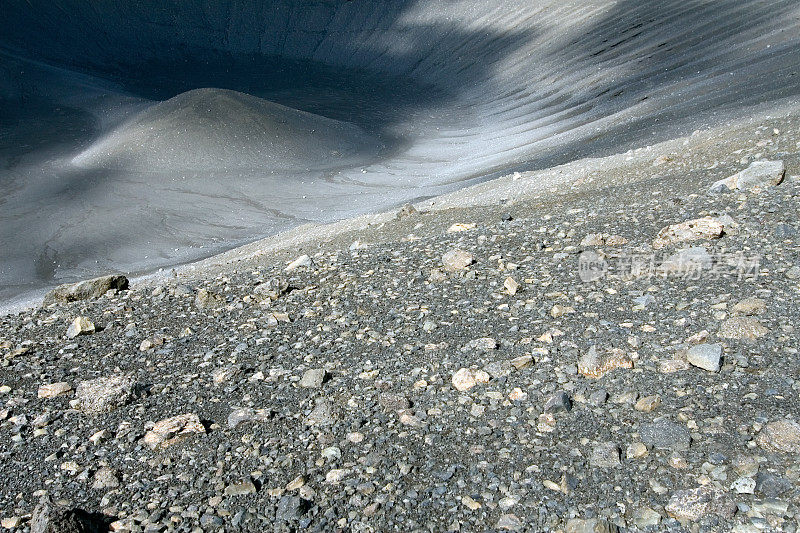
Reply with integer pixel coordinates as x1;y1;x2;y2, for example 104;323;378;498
378;392;410;411
144;413;205;450
442;249;474;271
578;346;632;378
756;420;800;453
43;274;128;306
686;343;722;372
718;316;769;340
66;317;95;339
709;160;785;193
225;480;257;496
732;297;766;316
665;486;735;522
92;467;119;490
640;418;691;451
447;222;476;233
463;337;498;352
227;407;271;429
195;288;225;309
451;368;489;391
503;276;520;295
75;373;137;415
253;276;290;301
496;513;524;531
299;368;326;388
305;400;335;427
30;499;107;533
652;217;724;249
590;442;621;468
212;365;240;385
544;391;572;413
38;382;73;399
285;254;314;272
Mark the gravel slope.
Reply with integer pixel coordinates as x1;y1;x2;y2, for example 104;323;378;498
0;105;799;532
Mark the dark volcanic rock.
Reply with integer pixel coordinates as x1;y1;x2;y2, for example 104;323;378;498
31;501;106;533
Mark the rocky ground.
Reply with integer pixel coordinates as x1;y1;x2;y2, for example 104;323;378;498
1;109;799;532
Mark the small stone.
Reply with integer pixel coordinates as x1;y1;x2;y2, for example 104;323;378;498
447;222;476;233
544;391;572;413
195;288;225;309
43;274;128;305
550;304;575;318
589;389;608;405
578;346;632;378
463;337;498;352
665;486;735;522
730;477;756;494
286;476;305;491
227;408;271;429
325;468;348;484
92;467;120;489
225;480;257;496
275;495;310;522
537;413;557;432
398;410;424;426
509;355;533;369
718;317;769;340
452;368;478;392
755;472;793;497
508;388;527;401
686;343;722;372
660;359;690;373
253;277;290;301
212;365;239;385
503;276;520;295
627;442;649;459
422;319;437;331
1;517;21;528
484;360;513;379
786;265;800;280
640;419;691;450
461;495;481;510
756;420;800;453
590;442;620;468
496;514;524;531
75;374;136;415
632;508;661;529
378;392;410;411
66;317;95;338
285;254;314;271
732;297;766;316
305;400;335;427
38;382;73;399
634;395;661;412
143;413;205;450
299;368;326;388
565;518;618;533
652;217;724;250
442;249;474;271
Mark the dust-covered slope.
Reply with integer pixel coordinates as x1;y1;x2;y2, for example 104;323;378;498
72;88;380;172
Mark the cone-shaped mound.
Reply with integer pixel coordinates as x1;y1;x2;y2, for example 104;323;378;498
72;88;379;172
